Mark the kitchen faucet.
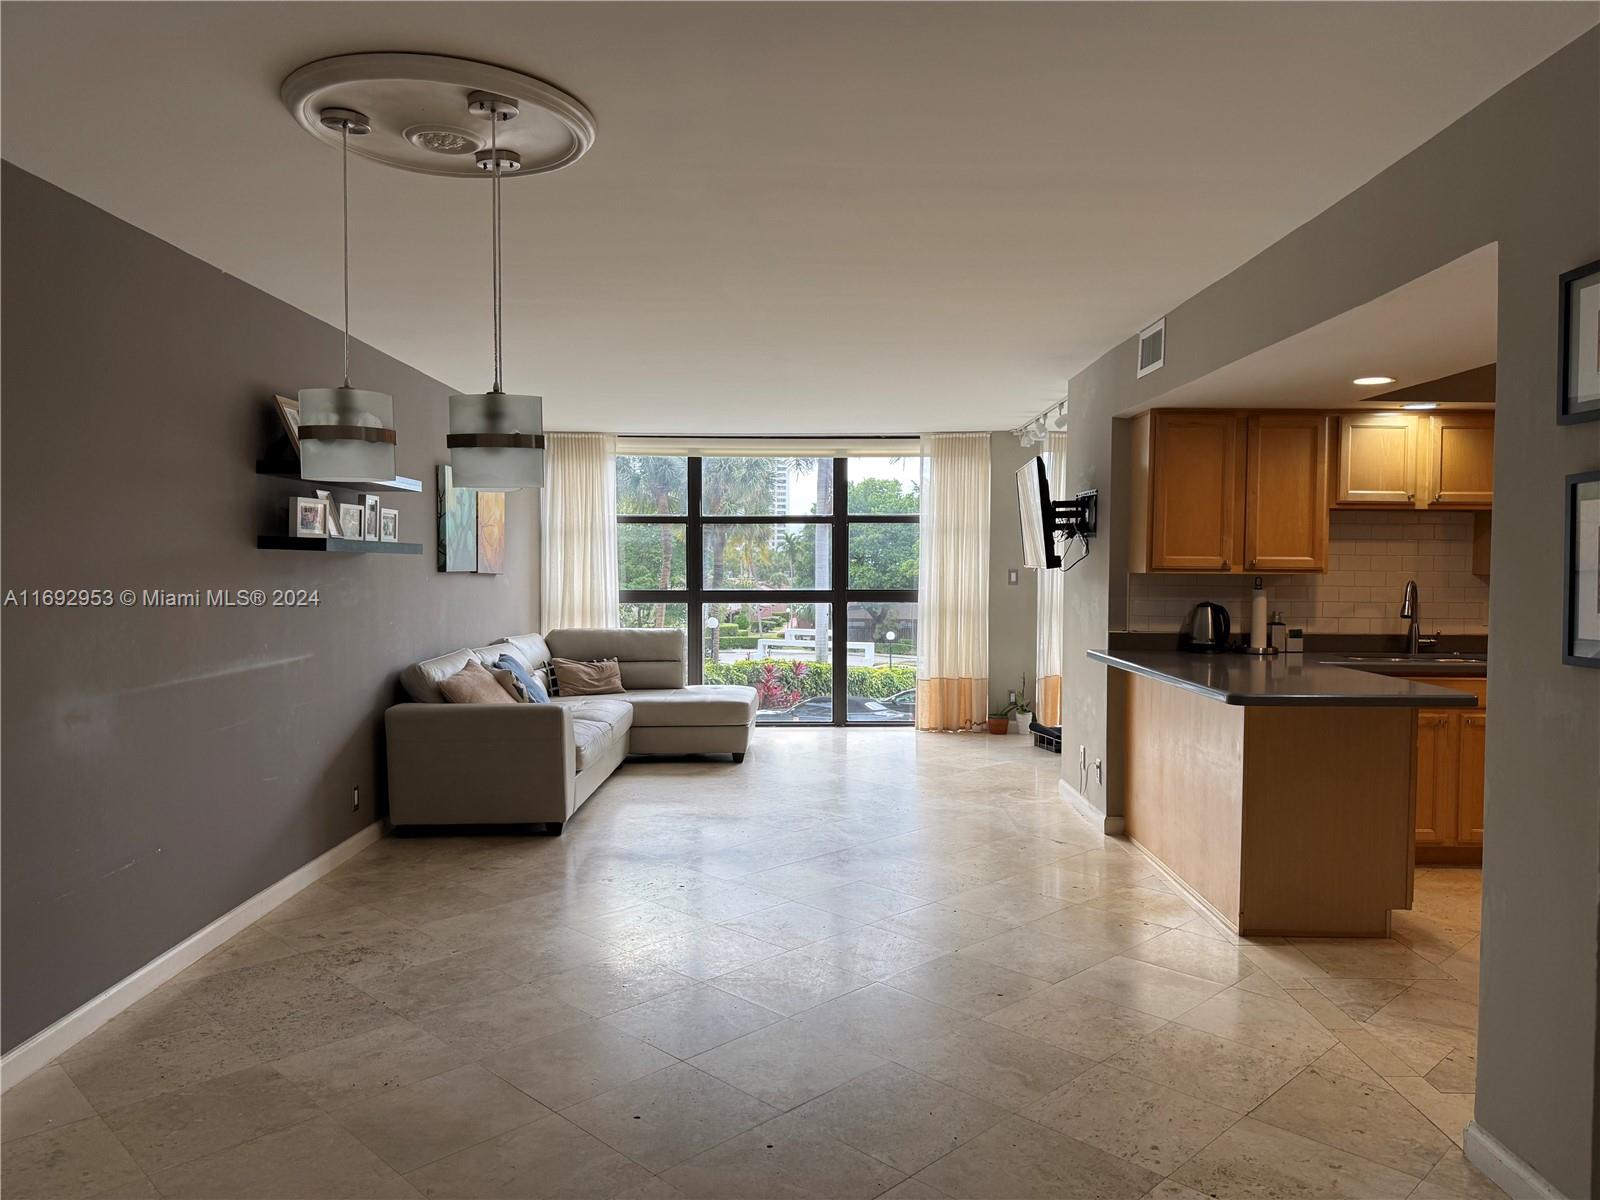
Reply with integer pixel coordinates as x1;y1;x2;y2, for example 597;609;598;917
1400;580;1429;654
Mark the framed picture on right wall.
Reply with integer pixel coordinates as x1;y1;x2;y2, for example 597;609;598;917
1565;470;1600;667
1558;259;1600;423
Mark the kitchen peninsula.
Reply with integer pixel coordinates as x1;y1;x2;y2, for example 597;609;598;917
1091;649;1475;937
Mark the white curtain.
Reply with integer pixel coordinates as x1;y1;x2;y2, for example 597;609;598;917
916;433;991;731
1035;431;1069;726
540;433;619;631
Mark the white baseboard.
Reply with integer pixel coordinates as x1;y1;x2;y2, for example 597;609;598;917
1464;1121;1570;1200
1059;778;1125;835
0;820;382;1091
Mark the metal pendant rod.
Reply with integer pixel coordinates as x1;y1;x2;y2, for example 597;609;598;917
342;121;351;388
491;110;502;394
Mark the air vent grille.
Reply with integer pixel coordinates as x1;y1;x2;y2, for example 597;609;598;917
1137;318;1165;379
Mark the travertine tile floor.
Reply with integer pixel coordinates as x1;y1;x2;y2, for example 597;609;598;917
3;730;1503;1199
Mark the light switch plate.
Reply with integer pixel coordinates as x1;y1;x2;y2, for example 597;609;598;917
1007;568;1019;585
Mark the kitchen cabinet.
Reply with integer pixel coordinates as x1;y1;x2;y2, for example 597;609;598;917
1408;676;1486;863
1335;413;1418;505
1426;412;1494;508
1333;411;1494;510
1245;414;1330;571
1456;713;1485;845
1131;411;1245;572
1413;710;1456;847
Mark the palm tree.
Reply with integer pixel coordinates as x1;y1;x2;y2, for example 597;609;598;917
617;456;687;627
702;457;780;590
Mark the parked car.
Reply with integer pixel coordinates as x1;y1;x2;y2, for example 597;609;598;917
764;695;910;723
885;689;916;715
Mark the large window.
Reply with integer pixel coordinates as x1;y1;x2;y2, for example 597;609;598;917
617;453;919;725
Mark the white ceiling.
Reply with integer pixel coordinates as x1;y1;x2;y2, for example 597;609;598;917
2;3;1590;434
1154;244;1498;411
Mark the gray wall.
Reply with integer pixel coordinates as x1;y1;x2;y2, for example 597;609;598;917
1056;30;1599;1195
0;164;538;1052
989;433;1039;714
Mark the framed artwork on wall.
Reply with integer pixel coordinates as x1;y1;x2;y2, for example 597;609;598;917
437;464;477;572
1564;470;1600;667
1558;259;1600;424
476;491;506;574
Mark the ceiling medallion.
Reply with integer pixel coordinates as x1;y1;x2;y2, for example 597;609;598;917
281;52;596;178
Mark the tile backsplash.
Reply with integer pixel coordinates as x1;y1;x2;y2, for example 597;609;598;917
1126;510;1488;636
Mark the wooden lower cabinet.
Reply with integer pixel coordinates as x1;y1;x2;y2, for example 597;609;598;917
1410;678;1486;863
1456;713;1485;846
1413;711;1457;847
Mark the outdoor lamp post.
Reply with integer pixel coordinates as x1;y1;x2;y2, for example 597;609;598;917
885;628;897;668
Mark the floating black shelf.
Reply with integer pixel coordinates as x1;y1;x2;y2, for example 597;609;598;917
257;536;423;555
255;460;423;494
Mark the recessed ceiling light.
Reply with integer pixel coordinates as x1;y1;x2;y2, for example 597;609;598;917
1402;402;1438;411
1353;376;1396;386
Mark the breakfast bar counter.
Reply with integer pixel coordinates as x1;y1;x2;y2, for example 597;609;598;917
1091;649;1474;938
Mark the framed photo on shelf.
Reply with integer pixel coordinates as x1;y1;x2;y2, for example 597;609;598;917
363;494;381;542
316;490;341;538
1565;470;1600;667
339;502;365;541
1559;260;1600;424
291;496;326;538
274;395;302;452
379;508;399;542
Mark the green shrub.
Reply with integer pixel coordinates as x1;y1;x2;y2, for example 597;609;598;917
700;659;915;703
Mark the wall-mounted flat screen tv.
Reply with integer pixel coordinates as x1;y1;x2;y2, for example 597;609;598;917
1017;456;1059;569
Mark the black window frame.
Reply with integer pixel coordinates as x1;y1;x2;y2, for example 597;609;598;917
618;456;919;727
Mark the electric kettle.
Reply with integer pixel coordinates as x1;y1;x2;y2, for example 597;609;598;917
1180;602;1230;653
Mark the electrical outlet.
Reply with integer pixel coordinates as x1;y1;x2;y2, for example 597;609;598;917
1093;758;1104;786
352;786;360;813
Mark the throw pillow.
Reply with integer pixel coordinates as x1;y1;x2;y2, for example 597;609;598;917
491;667;528;702
494;654;549;703
439;659;516;705
551;656;624;696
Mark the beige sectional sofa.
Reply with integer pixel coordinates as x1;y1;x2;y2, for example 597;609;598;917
385;628;758;833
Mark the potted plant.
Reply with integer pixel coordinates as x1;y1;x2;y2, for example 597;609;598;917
986;710;1011;735
1007;675;1034;734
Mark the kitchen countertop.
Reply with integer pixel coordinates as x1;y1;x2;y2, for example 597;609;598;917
1088;649;1478;707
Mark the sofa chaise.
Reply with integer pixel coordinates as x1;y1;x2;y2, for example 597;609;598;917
385;628;758;833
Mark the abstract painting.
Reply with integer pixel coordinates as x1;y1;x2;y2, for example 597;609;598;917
437;464;477;573
476;491;506;575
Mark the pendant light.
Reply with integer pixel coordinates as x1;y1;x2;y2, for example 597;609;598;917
448;91;544;491
299;108;398;483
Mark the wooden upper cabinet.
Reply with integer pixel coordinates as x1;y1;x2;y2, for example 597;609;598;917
1427;412;1494;507
1336;413;1417;505
1245;415;1330;571
1456;713;1486;846
1145;411;1244;571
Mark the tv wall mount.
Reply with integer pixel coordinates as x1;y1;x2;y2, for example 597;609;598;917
1051;489;1099;544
